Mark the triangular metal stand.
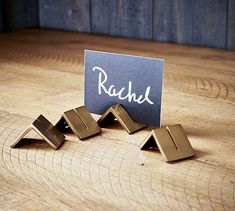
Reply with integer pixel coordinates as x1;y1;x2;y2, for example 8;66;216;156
11;115;65;149
97;104;146;134
140;124;194;162
56;106;101;140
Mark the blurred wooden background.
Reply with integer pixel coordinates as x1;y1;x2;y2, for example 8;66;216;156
0;0;235;50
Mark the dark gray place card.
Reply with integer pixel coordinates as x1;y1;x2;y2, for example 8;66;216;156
84;50;164;126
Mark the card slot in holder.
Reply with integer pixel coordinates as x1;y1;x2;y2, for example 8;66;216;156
140;124;195;162
56;106;101;140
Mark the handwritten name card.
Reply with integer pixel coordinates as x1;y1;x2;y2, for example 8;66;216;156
84;50;164;126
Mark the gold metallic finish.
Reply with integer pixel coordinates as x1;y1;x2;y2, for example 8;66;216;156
140;124;194;162
11;115;65;149
97;104;146;134
56;106;101;140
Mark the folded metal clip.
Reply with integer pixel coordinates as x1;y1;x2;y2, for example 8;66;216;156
11;115;65;149
97;104;146;134
140;124;194;162
56;106;101;140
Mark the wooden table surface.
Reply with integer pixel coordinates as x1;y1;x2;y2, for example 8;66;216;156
0;29;234;211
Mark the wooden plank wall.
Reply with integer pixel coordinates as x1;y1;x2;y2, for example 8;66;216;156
91;0;153;40
1;0;235;50
39;0;91;33
0;0;3;32
227;0;235;50
153;0;227;49
1;0;38;31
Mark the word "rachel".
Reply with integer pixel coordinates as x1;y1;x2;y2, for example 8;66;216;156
92;66;154;105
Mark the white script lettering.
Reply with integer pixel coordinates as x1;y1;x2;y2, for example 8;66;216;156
92;66;154;105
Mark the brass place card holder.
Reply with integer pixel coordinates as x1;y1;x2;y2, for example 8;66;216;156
56;106;101;140
11;115;65;149
140;124;194;162
97;104;146;134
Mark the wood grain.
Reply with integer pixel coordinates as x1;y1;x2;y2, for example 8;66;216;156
153;0;227;49
0;29;235;210
91;0;153;40
39;0;91;33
